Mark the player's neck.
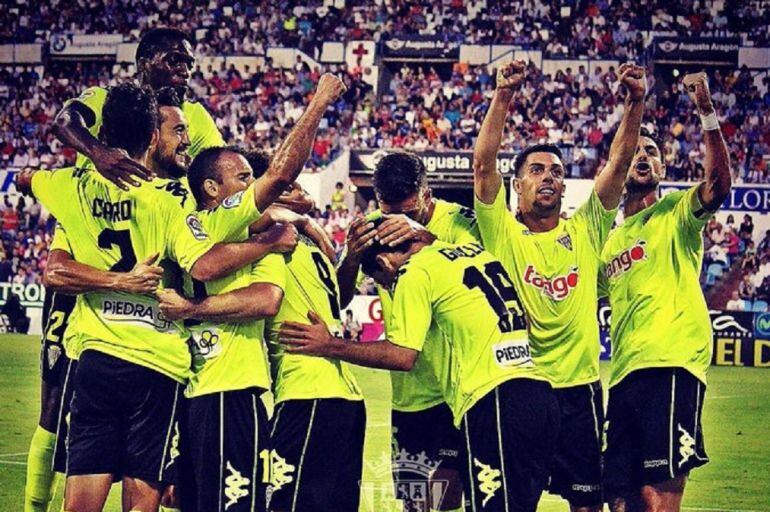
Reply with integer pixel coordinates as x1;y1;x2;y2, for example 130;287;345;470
623;189;658;217
423;199;437;225
518;210;559;233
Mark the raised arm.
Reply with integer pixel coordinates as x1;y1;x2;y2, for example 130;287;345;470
594;63;647;209
683;72;732;211
44;251;163;296
53;101;152;189
473;60;526;204
157;283;283;323
251;74;346;212
337;217;378;308
279;311;418;371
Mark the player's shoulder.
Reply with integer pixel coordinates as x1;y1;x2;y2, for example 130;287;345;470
138;178;194;210
72;85;108;104
435;199;476;222
182;99;213;118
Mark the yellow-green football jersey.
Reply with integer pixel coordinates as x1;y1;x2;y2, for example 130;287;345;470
68;86;224;168
387;241;545;426
475;186;616;388
31;167;261;382
266;234;363;404
374;199;482;412
184;253;286;398
600;186;712;387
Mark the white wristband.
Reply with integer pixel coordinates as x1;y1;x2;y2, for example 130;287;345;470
699;112;719;131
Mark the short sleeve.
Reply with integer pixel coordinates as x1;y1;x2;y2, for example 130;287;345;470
31;168;78;224
50;224;73;254
449;207;481;245
64;86;107;130
571;187;618;255
250;253;287;291
186;102;225;158
198;182;262;242
675;185;713;235
474;185;517;260
387;266;432;352
166;211;216;273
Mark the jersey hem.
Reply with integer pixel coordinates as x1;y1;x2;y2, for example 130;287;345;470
610;363;708;389
547;373;602;389
275;393;364;404
79;346;187;384
454;373;550;427
391;397;446;412
185;382;270;399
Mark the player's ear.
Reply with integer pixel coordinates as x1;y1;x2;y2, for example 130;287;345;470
512;177;522;195
422;186;432;202
203;178;219;201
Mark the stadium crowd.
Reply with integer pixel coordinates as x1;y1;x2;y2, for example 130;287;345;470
3;0;769;56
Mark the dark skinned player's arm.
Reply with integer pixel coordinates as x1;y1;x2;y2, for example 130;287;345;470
158;284;284;323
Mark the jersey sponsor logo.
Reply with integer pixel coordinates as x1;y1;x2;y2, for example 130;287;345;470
643;459;669;468
221;190;244;209
605;239;647;279
186;214;208;240
493;339;534;368
473;458;501;507
101;297;175;331
556;233;573;251
91;198;132;222
224;461;250;510
155;181;190;207
522;264;579;301
677;424;696;467
438;242;484;261
189;329;222;370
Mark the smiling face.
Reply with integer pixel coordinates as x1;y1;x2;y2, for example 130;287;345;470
513;151;566;217
626;135;665;194
153;106;191;178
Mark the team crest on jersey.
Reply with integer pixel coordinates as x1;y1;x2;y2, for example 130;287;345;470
156;181;190;207
224;461;250;509
523;265;579;301
46;344;62;370
186;214;208;240
222;190;244;209
604;239;646;280
556;233;573;251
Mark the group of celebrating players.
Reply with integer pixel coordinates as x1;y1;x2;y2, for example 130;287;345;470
17;26;730;512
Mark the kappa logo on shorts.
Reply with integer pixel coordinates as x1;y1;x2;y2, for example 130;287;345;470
473;458;502;507
678;424;696;467
224;461;250;509
266;449;296;491
164;422;180;470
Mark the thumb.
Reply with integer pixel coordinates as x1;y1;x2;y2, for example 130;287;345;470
142;253;160;266
307;310;323;324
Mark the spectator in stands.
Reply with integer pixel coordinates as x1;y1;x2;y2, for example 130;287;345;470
739;214;754;242
739;275;756;301
1;292;29;334
742;240;759;272
725;291;744;311
343;310;362;342
758;230;770;255
756;276;770;303
331;182;346;211
723;227;741;259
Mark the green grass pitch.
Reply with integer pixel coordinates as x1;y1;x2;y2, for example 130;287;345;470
0;334;768;511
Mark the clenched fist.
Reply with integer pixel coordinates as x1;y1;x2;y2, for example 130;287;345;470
496;60;527;91
314;74;347;105
618;63;647;102
683;72;714;115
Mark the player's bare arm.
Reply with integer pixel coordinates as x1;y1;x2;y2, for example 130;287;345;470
250;206;335;261
683;72;732;212
336;217;378;307
44;251;163;295
53;102;153;190
190;223;298;282
157;283;283;323
473;60;525;204
594;63;647;209
279;311;418;371
251;74;347;212
376;215;437;247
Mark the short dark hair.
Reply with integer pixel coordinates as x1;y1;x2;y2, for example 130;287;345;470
101;83;157;158
359;216;410;276
187;146;248;205
136;27;190;62
639;127;663;154
372;151;427;203
513;144;563;177
155;86;184;108
243;149;271;178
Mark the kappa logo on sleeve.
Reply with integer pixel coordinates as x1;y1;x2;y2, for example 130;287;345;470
186;214;209;240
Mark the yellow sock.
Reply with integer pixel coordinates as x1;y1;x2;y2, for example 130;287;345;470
24;426;58;512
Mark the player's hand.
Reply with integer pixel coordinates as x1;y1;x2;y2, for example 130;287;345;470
344;217;378;261
314;74;347;105
254;223;298;254
496;60;527;91
279;311;343;356
618;63;647;102
156;288;195;321
301;218;338;263
683;72;714;115
116;253;163;295
376;215;436;247
91;144;155;190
